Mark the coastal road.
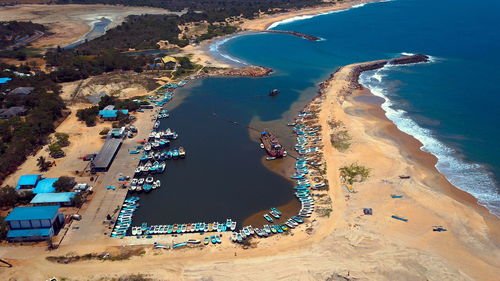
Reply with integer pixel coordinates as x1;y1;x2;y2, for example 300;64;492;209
62;109;157;245
4;30;44;51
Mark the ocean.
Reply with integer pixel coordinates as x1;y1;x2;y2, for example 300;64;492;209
216;0;500;215
133;0;499;225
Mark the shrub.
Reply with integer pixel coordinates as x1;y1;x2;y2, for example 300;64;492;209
339;163;371;185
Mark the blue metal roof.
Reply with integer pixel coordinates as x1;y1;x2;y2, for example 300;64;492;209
30;192;76;204
7;228;52;238
0;77;12;84
33;178;58;194
5;206;59;221
99;110;129;118
15;174;41;189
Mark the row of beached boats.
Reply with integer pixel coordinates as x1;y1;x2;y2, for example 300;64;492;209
147;128;178;142
129;177;161;192
131;219;237;236
111;197;141;237
139;147;185;162
135;160;166;175
231;110;326;244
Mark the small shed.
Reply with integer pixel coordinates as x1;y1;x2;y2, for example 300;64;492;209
0;106;27;119
30;192;76;206
15;174;41;190
8;87;34;96
32;178;58;194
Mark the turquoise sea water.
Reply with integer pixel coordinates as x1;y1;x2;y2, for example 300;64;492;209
215;0;500;215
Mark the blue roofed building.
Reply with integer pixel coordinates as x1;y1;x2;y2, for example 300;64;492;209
15;174;41;190
98;109;129;121
30;192;77;206
32;178;58;194
5;206;64;242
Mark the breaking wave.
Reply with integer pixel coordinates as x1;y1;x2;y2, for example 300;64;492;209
359;62;500;216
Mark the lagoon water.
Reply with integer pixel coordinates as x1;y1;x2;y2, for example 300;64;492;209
133;0;500;225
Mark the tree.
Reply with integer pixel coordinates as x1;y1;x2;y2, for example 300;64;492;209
0;216;8;240
339;163;371;185
0;186;19;208
37;156;50;172
48;142;63;157
71;193;84;208
54;132;70;147
53;176;75;192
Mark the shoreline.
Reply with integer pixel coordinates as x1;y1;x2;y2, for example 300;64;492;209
1;56;499;281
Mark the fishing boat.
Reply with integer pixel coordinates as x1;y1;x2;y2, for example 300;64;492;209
269;210;280;219
260;130;286;158
138;178;145;185
266;156;276;161
263;214;273;223
144;143;152;151
211;235;217;244
271;207;282;215
215;235;221;244
269;89;280;96
230;221;237;231
154;120;160;129
204;236;209;245
145;177;154;184
179;146;186;158
153;180;161;189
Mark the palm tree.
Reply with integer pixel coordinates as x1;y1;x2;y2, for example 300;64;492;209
37;156;50;172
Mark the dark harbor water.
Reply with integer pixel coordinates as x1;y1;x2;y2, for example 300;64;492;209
132;0;500;224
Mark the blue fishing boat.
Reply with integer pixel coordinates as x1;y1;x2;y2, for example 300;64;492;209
263;214;273;223
271;207;281;215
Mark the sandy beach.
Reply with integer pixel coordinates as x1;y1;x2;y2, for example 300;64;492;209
2;54;499;280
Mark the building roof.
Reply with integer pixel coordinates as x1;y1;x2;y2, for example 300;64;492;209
98;109;129;118
7;228;52;238
161;56;177;64
5;206;59;221
32;178;58;194
0;77;12;84
92;138;122;170
30;192;76;204
8;87;34;95
15;174;41;189
0;106;27;118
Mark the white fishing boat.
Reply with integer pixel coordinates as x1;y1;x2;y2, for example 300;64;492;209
145;177;154;184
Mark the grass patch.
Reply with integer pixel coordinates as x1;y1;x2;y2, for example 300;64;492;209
339;162;371;185
330;130;352;151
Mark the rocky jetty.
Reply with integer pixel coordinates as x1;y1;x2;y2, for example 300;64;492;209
319;54;429;96
263;30;321;41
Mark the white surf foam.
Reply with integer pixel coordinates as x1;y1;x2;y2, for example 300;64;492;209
208;35;249;66
359;63;500;216
267;0;393;30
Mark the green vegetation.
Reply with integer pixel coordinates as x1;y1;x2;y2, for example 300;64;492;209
196;24;238;42
0;21;47;49
76;15;187;51
76;106;99;126
53;176;75;192
339;163;371;185
0;216;8;240
0;64;66;185
172;56;200;78
36;156;51;172
331;130;352;151
54;132;70;147
0;186;34;208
